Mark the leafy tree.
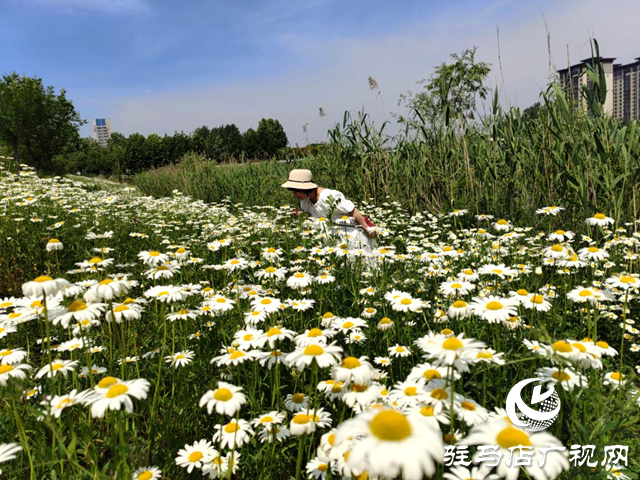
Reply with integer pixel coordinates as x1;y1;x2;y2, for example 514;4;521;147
0;72;84;172
256;118;288;157
164;131;192;164
124;133;146;172
521;101;543;125
399;47;491;128
143;133;164;169
242;128;260;158
220;124;242;158
206;128;225;161
107;132;127;149
191;126;210;154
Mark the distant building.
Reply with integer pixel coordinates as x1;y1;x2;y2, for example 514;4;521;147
557;56;640;121
92;118;112;147
614;58;640;121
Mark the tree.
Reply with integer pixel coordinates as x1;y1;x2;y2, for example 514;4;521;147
143;133;164;169
242;128;260;158
124;133;145;172
220;124;242;159
522;102;543;125
191;126;210;154
0;72;84;172
399;47;491;128
256;118;288;157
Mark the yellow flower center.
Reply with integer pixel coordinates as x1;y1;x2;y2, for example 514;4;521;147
497;219;508;225
293;414;311;424
369;410;412;441
485;301;503;310
596;341;609;349
380;317;392;324
443;337;463;350
351;383;368;392
98;376;119;388
57;398;73;409
587;247;599;253
395;346;405;352
0;365;14;374
477;351;493;359
342;321;354;329
99;279;114;285
400;298;412;305
450;283;462;289
551;244;564;252
496;427;532;448
578;290;593;297
422;369;441;380
224;422;240;433
340;356;362;369
266;327;282;337
431;388;448;400
229;351;246;360
294;273;305;278
67;300;88;312
260;298;272;305
188;451;203;462
292;393;305;403
114;305;129;312
106;384;129;398
452;300;467;308
34;275;53;282
552;371;571;381
461;401;476;411
593;213;607;220
572;343;587;352
404;386;418;396
51;363;64;371
305;328;322;338
552;341;573;353
611;372;624;381
555;230;566;234
531;295;544;304
420;406;435;417
304;345;324;356
137;471;153;480
88;257;103;264
620;276;636;284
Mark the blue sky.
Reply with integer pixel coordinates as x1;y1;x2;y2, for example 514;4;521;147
2;0;639;144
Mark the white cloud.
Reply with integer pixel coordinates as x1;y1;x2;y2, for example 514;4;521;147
88;0;640;145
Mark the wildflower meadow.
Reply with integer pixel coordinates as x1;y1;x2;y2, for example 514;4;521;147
0;163;639;479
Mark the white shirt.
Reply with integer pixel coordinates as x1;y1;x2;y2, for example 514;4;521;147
299;188;356;224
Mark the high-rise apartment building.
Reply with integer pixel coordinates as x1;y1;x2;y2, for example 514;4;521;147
557;56;640;121
92;118;112;147
614;58;640;121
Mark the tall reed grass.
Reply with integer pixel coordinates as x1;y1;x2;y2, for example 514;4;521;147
133;58;640;227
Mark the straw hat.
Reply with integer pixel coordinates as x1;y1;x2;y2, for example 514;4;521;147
281;169;318;189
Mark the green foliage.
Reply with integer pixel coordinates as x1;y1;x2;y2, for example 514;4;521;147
399;46;491;128
0;72;84;172
133;44;640;227
256;118;289;157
